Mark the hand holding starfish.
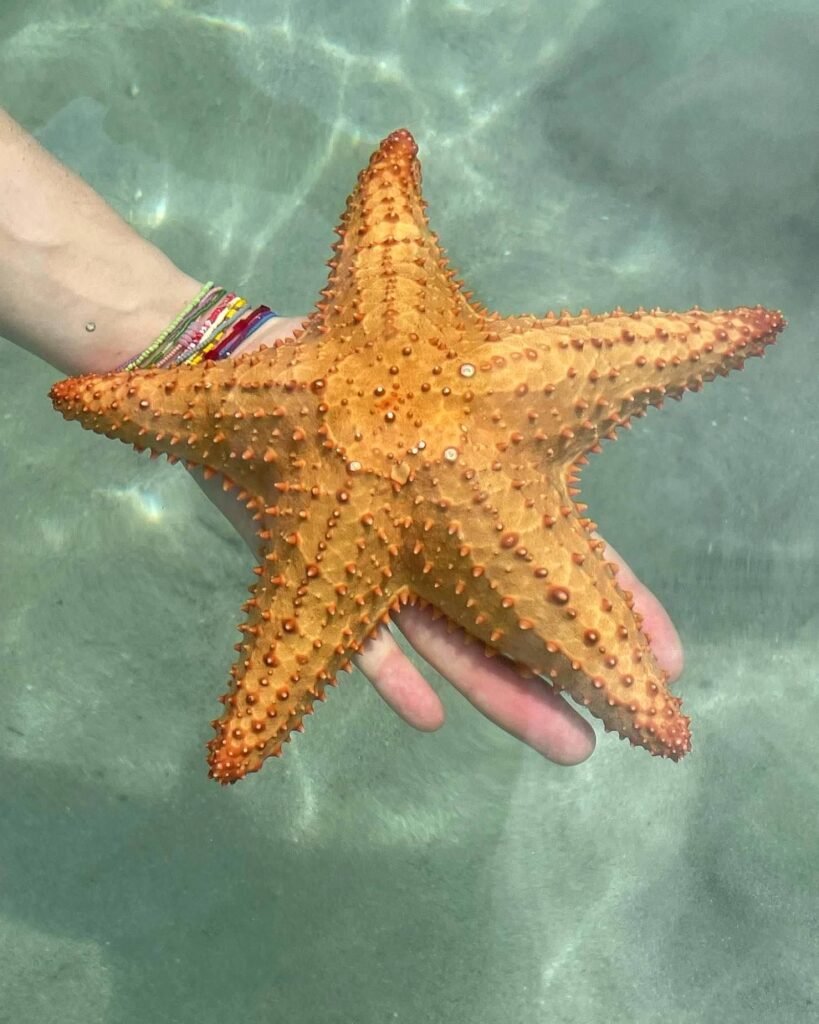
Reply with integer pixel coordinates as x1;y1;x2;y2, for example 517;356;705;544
0;107;687;769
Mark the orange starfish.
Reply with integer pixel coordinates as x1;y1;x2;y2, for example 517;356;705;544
50;129;785;782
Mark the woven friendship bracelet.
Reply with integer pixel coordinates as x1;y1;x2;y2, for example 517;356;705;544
117;283;279;371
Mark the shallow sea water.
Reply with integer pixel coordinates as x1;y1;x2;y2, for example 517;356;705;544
1;2;818;1022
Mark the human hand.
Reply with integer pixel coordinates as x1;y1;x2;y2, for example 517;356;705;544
190;315;684;767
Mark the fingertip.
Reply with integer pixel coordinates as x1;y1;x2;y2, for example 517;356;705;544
405;692;447;732
534;701;597;766
548;726;596;766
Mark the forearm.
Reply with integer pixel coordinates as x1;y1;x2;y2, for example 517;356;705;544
0;106;202;375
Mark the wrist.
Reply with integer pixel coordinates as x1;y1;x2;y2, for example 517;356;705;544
0;107;205;376
45;224;207;375
109;277;307;372
74;261;205;374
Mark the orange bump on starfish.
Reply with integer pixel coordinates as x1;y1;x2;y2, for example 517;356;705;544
50;128;786;783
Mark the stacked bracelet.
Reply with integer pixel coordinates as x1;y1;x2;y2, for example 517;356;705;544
117;282;279;371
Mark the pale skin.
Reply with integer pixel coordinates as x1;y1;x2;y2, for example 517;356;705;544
0;107;684;765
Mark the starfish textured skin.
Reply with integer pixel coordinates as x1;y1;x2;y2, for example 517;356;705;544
50;129;786;783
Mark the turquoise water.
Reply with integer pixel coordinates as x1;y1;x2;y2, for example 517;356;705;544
1;1;818;1022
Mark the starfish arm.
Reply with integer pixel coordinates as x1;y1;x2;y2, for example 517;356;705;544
49;348;336;496
403;463;690;759
309;129;477;341
460;305;785;464
210;479;406;782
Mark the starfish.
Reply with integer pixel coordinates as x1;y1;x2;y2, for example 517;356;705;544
50;129;785;783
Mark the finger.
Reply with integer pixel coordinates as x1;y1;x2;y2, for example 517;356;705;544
602;542;684;680
394;603;596;766
188;467;260;550
354;624;446;731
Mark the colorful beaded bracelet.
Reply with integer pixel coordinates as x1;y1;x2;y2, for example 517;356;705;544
117;282;279;371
